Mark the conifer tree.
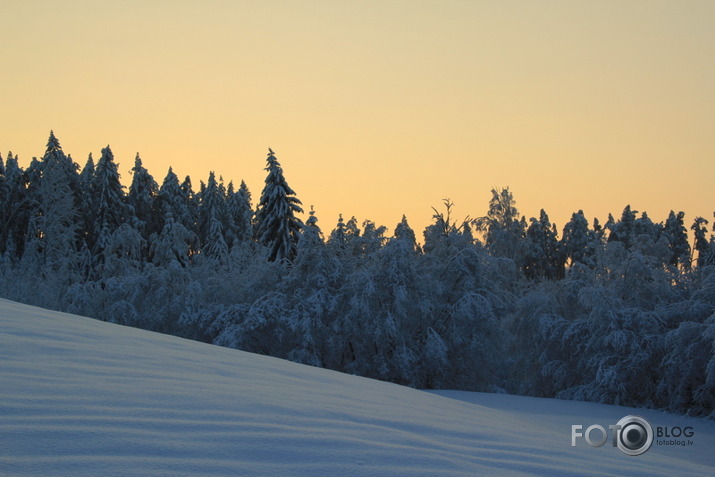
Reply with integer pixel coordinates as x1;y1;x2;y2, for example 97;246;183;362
607;205;637;249
328;214;348;251
254;148;303;262
1;153;29;259
561;210;594;267
127;153;159;240
157;168;182;225
393;215;417;251
0;153;7;255
634;211;661;240
77;155;96;247
662;211;691;269
302;206;323;245
91;146;127;256
36;133;79;272
225;180;253;247
197;171;226;252
691;217;711;267
523;210;563;279
180;175;199;248
203;215;229;262
156;168;198;254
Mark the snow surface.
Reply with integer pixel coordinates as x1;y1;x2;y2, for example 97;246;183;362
1;298;713;476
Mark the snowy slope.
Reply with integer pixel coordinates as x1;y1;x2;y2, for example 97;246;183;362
1;299;713;476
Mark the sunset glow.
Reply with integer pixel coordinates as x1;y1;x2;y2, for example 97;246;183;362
3;0;713;236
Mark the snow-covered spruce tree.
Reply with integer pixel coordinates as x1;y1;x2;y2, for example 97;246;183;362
662;210;691;269
127;153;159;241
90;146;127;258
327;214;347;251
155;168;200;256
692;216;712;267
6;134;81;307
77;154;96;250
301;205;323;246
222;180;253;249
327;215;364;257
156;168;183;227
1;152;29;260
607;205;638;250
393;215;418;252
20;157;43;261
203;215;229;263
561;210;598;268
235;180;254;245
180;175;200;251
254;148;303;262
41;131;81;199
36;138;80;278
523;209;564;280
197;171;229;259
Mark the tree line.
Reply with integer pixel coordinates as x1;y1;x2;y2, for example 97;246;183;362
1;132;714;417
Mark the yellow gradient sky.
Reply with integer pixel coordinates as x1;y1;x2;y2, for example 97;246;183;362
2;1;714;238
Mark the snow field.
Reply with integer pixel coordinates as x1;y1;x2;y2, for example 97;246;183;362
1;299;713;476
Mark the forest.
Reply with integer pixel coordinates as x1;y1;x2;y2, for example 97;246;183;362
1;132;714;417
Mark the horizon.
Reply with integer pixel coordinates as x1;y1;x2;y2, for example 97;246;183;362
3;130;711;243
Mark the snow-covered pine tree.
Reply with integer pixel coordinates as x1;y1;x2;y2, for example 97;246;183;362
254;148;303;262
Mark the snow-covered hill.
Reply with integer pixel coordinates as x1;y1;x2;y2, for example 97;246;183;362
1;299;713;476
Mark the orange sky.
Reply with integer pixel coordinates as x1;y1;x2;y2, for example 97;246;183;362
2;1;714;239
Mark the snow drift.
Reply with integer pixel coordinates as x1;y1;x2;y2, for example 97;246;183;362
1;298;713;476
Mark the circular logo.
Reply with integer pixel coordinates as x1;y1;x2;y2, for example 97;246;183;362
616;415;653;456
